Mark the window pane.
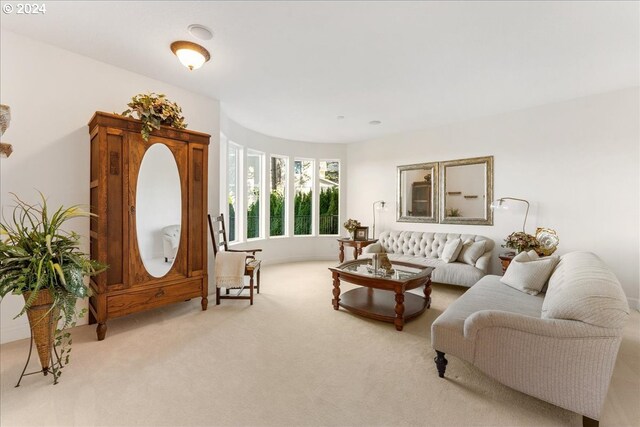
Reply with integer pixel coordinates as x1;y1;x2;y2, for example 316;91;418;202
270;156;287;237
247;151;262;239
294;159;313;235
319;161;339;235
227;144;238;242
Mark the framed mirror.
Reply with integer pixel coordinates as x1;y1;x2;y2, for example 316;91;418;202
397;162;439;223
136;143;182;278
440;156;493;225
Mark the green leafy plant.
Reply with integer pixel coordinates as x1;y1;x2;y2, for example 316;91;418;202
446;208;461;217
121;93;187;141
0;193;106;381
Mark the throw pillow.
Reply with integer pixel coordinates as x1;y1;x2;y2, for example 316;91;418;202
441;238;463;263
457;240;486;266
500;252;560;295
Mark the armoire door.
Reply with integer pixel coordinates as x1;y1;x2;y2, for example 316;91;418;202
127;133;189;287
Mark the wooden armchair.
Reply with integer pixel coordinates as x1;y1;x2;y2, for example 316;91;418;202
207;213;262;304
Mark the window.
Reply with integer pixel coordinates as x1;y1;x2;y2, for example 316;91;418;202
270;155;288;237
246;150;263;239
319;160;340;235
227;143;240;242
294;159;314;235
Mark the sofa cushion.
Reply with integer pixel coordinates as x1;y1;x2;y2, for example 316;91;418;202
542;252;629;328
431;275;544;361
458;240;486;265
441;238;463;263
500;251;560;295
431;262;486;287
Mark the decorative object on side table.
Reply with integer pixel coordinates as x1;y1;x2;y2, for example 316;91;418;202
503;231;539;254
0;104;13;158
0;193;106;385
353;226;369;241
535;227;559;256
343;218;361;239
121;93;187;141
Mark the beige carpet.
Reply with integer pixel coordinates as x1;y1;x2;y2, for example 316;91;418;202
1;261;638;427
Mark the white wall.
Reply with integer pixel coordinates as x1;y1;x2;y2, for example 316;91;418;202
0;30;221;343
347;88;640;308
220;113;348;264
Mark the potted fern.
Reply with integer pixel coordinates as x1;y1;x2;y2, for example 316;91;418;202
0;193;106;384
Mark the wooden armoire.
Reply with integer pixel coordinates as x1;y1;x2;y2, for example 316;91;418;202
88;112;210;341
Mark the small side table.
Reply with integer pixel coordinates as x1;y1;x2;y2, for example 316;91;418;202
499;252;516;274
337;238;378;263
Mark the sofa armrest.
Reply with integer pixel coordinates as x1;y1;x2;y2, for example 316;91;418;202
464;310;620;340
363;243;384;254
464;309;623;420
474;251;492;273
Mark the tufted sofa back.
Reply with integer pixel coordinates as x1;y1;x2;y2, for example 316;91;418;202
378;230;494;264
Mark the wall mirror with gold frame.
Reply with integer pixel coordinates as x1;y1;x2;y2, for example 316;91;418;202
440;156;493;225
397;162;439;223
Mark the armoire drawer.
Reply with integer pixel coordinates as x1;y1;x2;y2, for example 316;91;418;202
107;281;202;318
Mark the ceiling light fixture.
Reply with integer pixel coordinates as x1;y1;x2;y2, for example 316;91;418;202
170;41;211;71
337;115;345;120
369;120;382;125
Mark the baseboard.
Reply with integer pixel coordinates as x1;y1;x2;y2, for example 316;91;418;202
260;256;336;267
0;322;30;345
627;297;640;312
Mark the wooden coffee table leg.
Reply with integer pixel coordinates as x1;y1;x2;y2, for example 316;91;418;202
332;273;341;310
424;278;432;309
394;289;405;331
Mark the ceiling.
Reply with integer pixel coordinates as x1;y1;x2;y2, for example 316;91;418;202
1;1;638;143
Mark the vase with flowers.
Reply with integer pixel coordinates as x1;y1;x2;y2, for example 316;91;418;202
503;231;540;254
343;218;361;240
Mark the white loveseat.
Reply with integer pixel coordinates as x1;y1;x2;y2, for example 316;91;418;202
363;230;494;287
431;251;630;426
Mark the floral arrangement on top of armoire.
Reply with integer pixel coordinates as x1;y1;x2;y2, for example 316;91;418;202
121;93;187;141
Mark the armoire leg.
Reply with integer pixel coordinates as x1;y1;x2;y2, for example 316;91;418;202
201;297;208;311
96;323;107;341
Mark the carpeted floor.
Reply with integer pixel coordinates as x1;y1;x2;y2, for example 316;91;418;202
1;261;638;427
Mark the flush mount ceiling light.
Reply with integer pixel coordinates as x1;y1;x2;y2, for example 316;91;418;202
188;24;213;40
170;41;211;71
369;120;382;125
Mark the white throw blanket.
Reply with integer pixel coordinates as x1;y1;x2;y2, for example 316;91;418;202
215;252;247;289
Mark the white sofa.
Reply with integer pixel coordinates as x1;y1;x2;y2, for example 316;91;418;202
431;251;630;427
363;230;494;287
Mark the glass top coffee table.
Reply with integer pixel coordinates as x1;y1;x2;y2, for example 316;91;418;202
328;259;434;331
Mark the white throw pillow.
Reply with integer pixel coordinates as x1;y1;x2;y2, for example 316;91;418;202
501;251;560;295
457;240;486;266
441;238;463;263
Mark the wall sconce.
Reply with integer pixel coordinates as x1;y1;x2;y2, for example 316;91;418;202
372;200;386;238
170;41;211;71
491;197;530;232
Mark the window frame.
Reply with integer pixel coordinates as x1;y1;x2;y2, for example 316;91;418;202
293;157;316;237
318;159;341;236
269;154;290;239
245;148;265;241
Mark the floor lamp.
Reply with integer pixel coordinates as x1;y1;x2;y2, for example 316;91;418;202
490;197;530;233
372;200;386;238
